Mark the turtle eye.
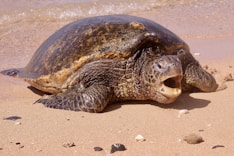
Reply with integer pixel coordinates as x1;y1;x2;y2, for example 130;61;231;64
144;47;154;56
146;47;153;53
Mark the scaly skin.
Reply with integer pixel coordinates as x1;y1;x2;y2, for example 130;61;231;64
36;49;183;112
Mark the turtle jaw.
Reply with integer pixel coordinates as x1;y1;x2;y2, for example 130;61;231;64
159;74;183;102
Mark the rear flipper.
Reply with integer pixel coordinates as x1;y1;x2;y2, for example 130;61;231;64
35;84;113;113
0;68;22;77
183;63;218;92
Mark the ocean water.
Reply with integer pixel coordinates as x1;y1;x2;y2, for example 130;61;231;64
0;0;193;26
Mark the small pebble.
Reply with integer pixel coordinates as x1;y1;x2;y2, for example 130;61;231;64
62;142;76;148
94;146;103;151
210;68;218;75
15;142;24;149
110;143;126;153
177;139;182;143
216;83;227;91
15;121;22;125
36;149;43;152
178;109;189;117
194;53;200;56
18;145;24;149
203;65;209;70
203;65;218;75
3;116;22;121
135;134;146;142
183;133;204;144
224;73;234;81
212;145;225;149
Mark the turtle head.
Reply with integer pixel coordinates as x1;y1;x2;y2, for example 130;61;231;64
141;55;183;104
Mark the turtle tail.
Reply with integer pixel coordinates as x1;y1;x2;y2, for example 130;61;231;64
183;63;218;92
0;68;22;77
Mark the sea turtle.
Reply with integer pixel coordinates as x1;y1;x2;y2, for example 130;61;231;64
1;15;217;112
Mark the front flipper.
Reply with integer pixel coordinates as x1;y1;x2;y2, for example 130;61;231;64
183;63;218;92
35;84;113;113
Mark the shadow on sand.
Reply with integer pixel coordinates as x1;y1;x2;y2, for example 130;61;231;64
27;86;210;113
104;93;210;112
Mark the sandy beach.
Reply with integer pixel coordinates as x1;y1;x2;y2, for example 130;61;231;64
0;0;234;155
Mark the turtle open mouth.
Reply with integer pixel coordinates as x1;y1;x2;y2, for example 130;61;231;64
164;75;182;89
160;75;183;99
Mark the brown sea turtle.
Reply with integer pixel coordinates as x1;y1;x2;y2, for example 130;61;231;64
1;15;217;112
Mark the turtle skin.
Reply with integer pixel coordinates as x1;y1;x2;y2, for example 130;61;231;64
35;51;183;112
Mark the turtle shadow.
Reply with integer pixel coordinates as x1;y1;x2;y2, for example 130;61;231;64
27;86;210;112
104;93;210;112
154;93;211;110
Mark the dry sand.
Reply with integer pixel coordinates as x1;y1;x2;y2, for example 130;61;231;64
0;1;234;155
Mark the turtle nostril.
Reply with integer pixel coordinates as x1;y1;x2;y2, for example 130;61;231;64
177;49;185;55
158;64;162;69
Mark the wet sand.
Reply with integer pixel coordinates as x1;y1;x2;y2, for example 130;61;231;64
1;0;234;155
